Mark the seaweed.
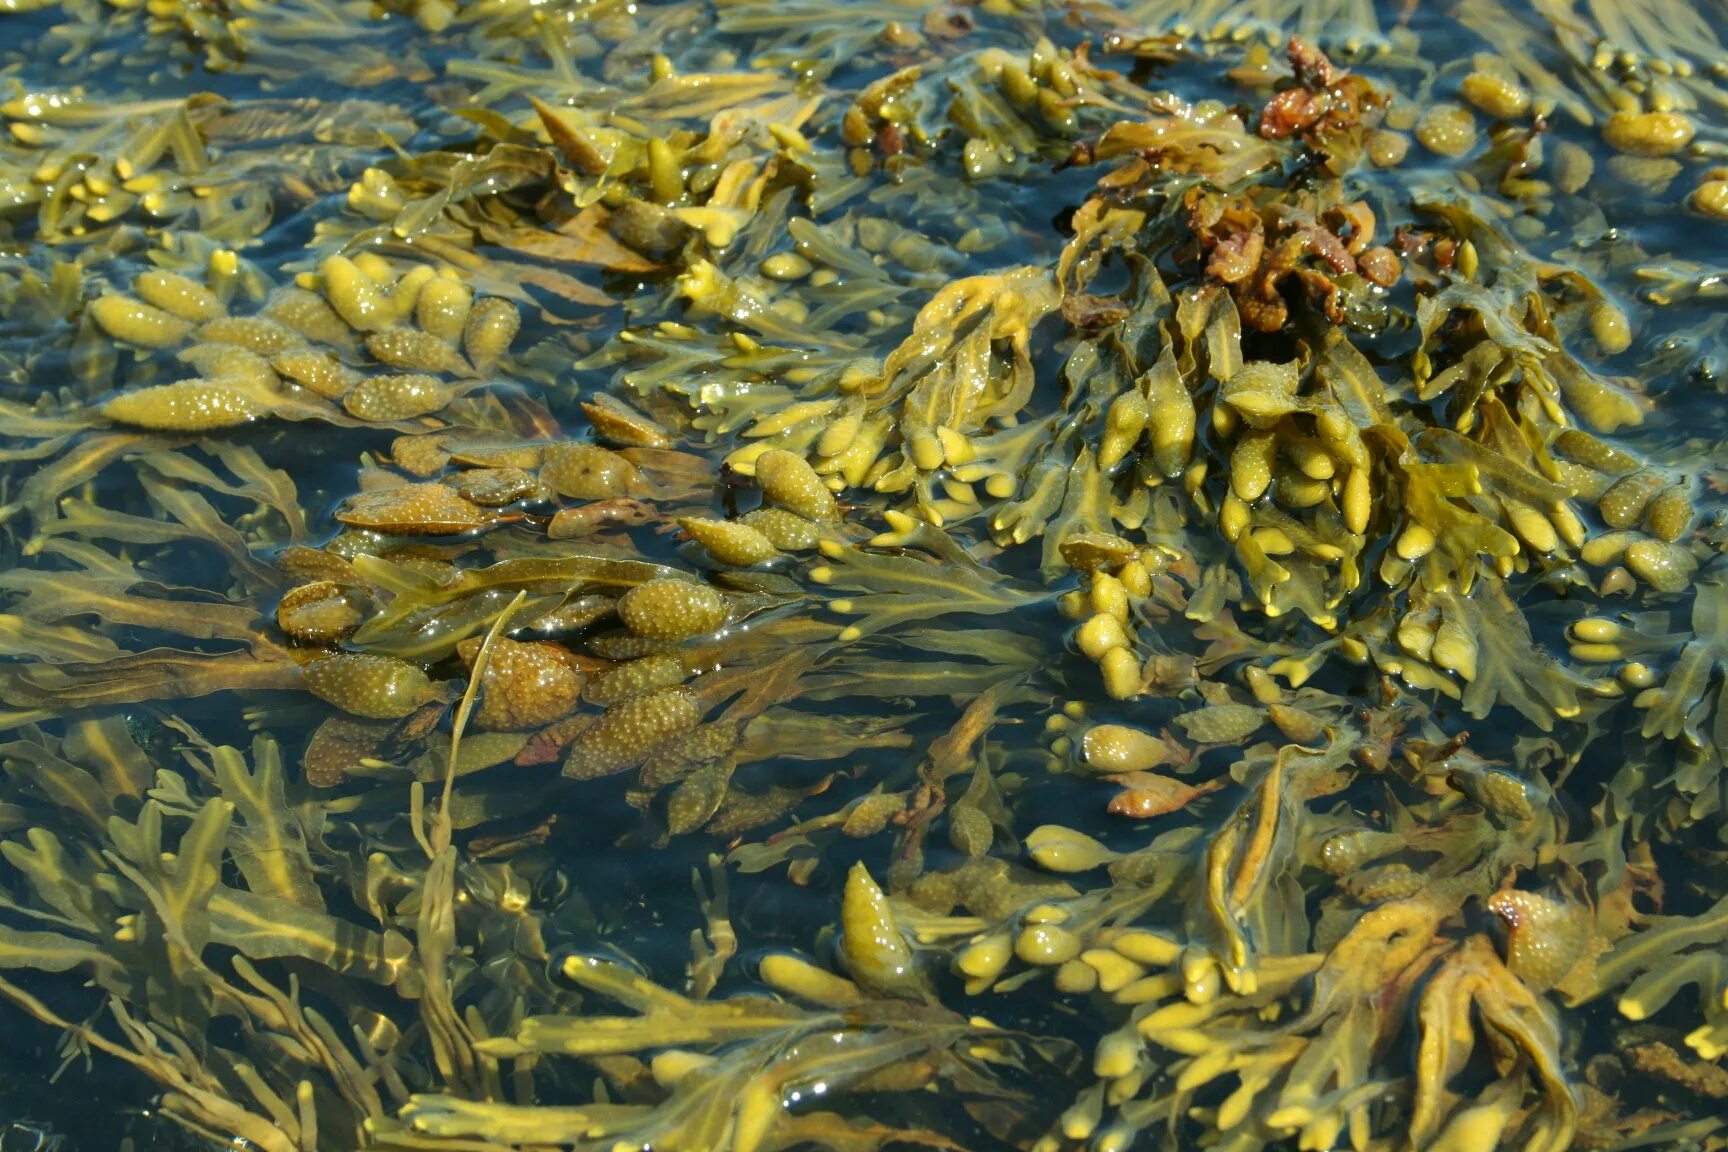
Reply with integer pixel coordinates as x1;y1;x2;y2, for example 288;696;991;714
1;0;1728;1147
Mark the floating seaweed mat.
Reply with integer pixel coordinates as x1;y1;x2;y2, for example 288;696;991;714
0;0;1727;1150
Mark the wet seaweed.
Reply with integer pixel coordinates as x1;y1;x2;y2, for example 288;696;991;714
0;0;1727;1148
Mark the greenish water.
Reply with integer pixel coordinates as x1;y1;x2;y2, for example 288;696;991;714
1;0;1728;1149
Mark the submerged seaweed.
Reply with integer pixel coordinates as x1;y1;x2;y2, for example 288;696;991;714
0;0;1726;1147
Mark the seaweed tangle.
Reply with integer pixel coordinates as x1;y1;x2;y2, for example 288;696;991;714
0;0;1726;1148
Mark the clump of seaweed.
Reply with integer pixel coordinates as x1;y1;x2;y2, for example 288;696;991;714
2;0;1728;1148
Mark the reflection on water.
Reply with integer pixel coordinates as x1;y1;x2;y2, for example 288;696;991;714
0;0;1727;1148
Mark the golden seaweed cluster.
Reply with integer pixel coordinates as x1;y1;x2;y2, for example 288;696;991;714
1;0;1728;1148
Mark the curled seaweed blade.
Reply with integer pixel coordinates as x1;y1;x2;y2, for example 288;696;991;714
206;735;322;909
0;924;117;976
209;886;414;985
1412;934;1577;1151
810;533;1048;640
0;649;303;731
1430;584;1597;731
1578;892;1728;1056
1634;570;1727;745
